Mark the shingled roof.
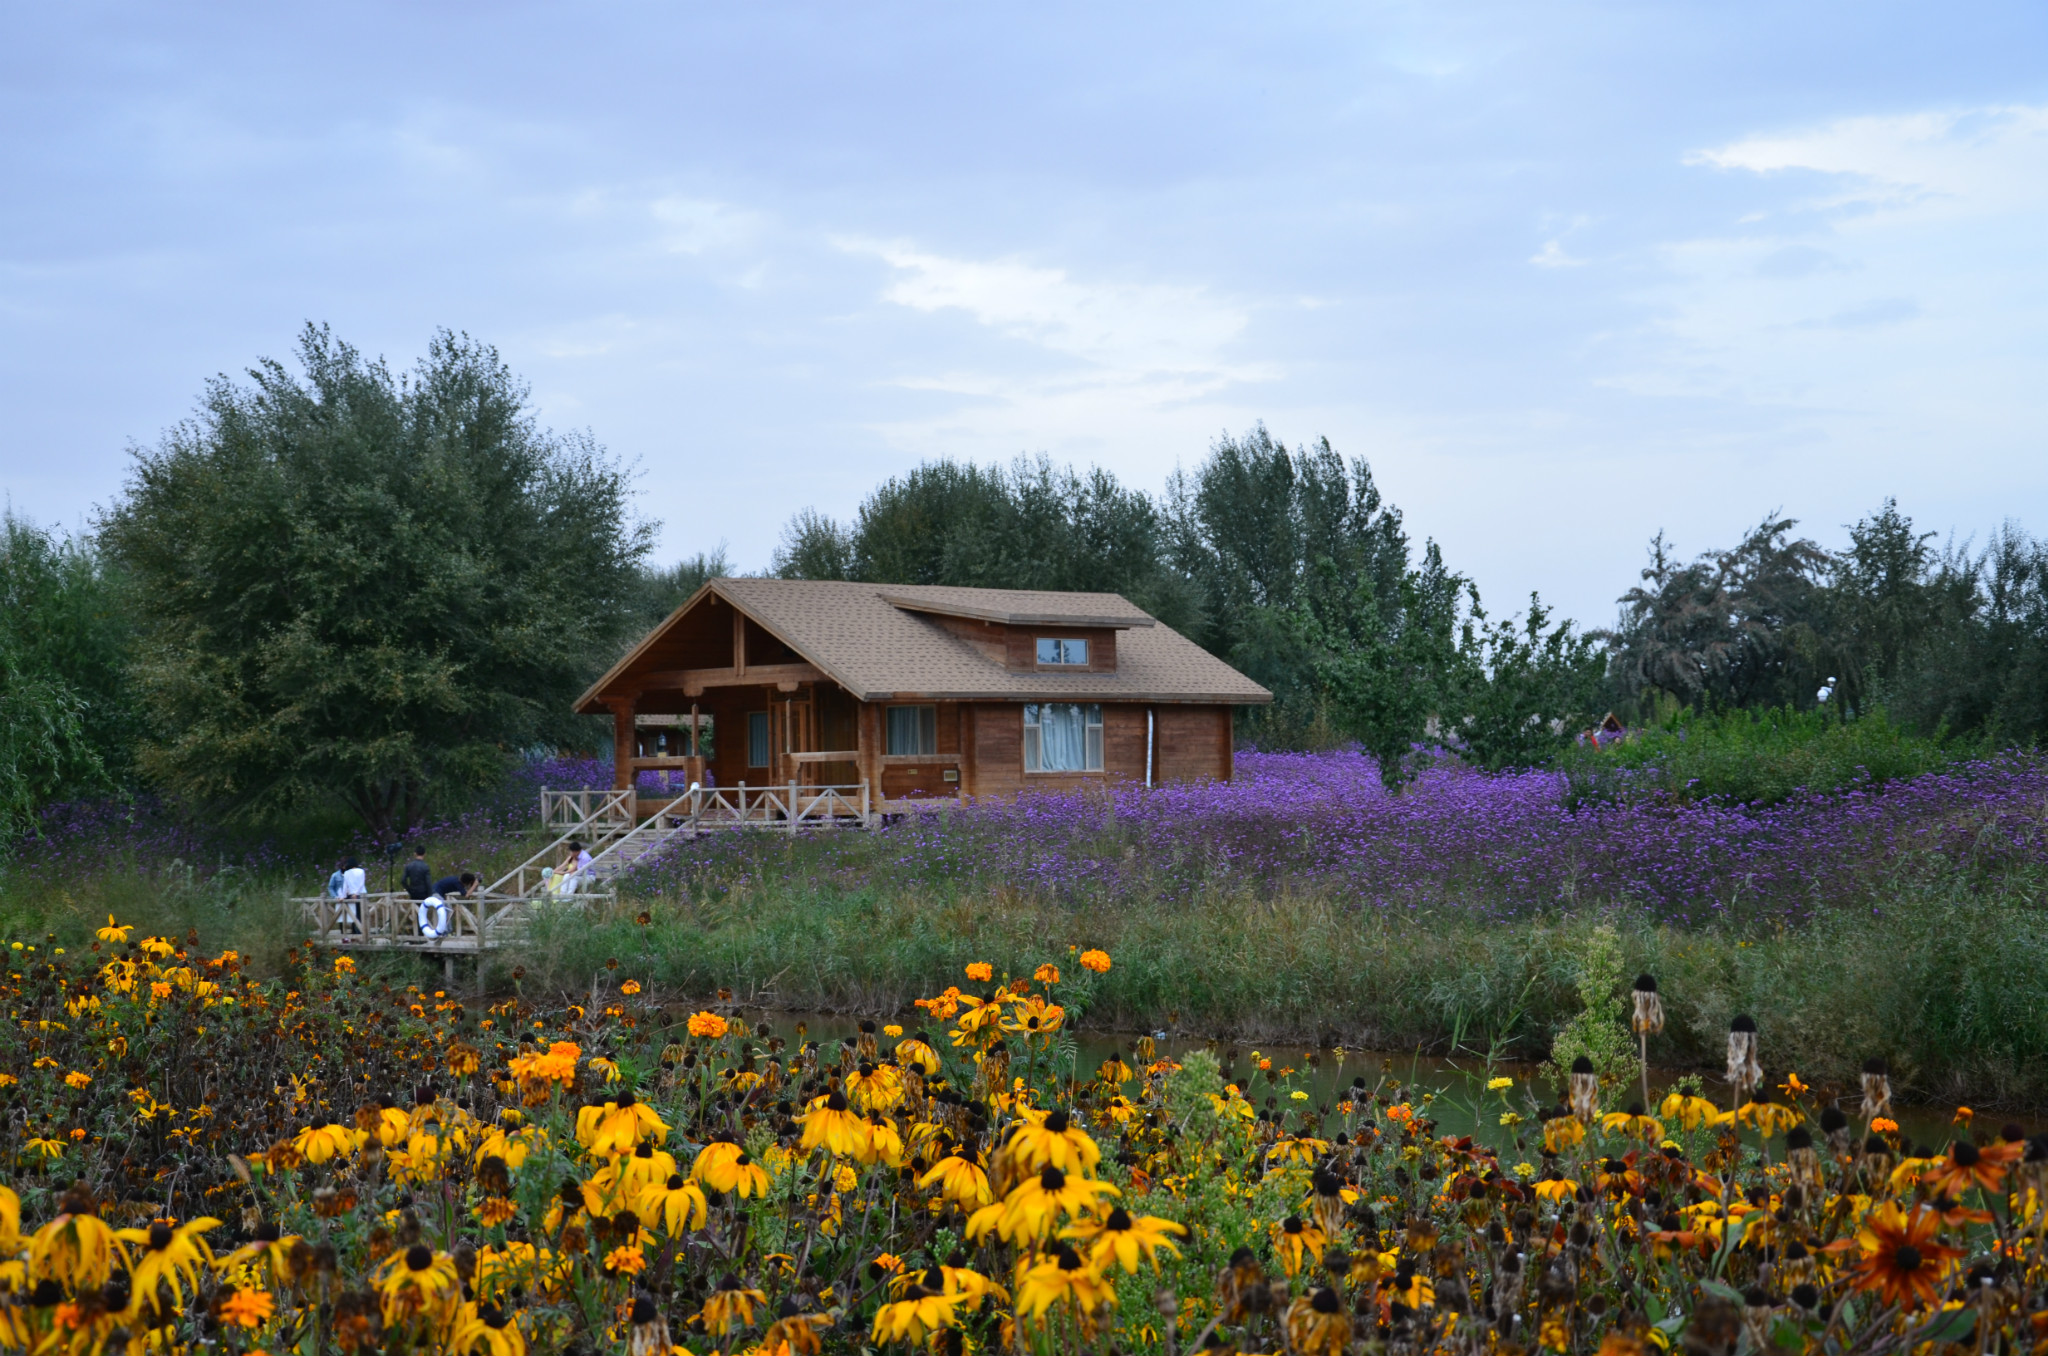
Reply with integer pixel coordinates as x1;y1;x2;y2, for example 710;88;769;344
578;578;1272;708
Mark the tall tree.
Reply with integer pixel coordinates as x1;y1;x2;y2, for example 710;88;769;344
0;515;134;838
100;325;653;837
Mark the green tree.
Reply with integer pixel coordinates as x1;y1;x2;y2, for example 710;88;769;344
631;545;733;630
1453;593;1605;772
0;515;137;840
99;325;653;838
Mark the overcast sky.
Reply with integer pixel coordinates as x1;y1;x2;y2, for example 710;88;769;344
3;2;2043;625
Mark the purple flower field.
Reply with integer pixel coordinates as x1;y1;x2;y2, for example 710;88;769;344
9;749;2044;933
621;749;2048;927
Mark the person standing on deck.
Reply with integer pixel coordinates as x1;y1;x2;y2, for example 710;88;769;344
337;856;368;935
402;845;432;902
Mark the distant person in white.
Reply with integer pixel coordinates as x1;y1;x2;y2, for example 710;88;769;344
338;856;368;934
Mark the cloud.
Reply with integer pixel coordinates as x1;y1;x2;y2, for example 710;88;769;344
850;241;1250;374
650;195;762;254
839;240;1276;468
1529;239;1584;268
1690;104;2048;218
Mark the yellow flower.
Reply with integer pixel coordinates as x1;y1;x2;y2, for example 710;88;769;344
451;1301;529;1356
1659;1093;1722;1132
975;1166;1119;1244
1014;1245;1117;1322
1487;1076;1514;1091
334;955;356;974
693;1140;773;1198
797;1092;870;1158
1003;1108;1102;1177
29;1208;124;1292
220;1288;276;1329
116;1217;221;1311
377;1243;462;1329
1077;949;1111;974
1034;964;1061;985
1272;1215;1327;1276
294;1123;364;1163
964;962;994;983
687;1010;729;1039
96;916;133;943
63;1071;91;1090
1059;1205;1187;1273
872;1287;962;1344
699;1277;767;1335
620;979;642;995
896;1036;942;1075
575;1091;669;1157
640;1174;710;1235
919;1156;994;1209
604;1244;647;1275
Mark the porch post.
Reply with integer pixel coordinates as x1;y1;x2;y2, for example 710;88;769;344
610;699;634;791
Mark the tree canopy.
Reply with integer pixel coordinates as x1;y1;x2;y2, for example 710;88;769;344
98;325;653;836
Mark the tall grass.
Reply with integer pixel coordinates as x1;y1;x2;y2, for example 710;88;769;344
504;860;2048;1106
1560;704;1971;808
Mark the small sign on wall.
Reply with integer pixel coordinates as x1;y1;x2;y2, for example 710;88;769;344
942;769;959;783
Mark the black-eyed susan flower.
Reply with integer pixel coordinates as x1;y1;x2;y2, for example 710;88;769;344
798;1092;870;1158
982;1166;1119;1244
1003;1108;1101;1177
846;1062;905;1113
576;1091;668;1158
919;1153;994;1209
115;1217;219;1310
294;1122;363;1164
375;1243;462;1329
872;1283;961;1344
1285;1286;1350;1356
1271;1214;1326;1277
1848;1202;1962;1309
1920;1138;2024;1198
698;1275;767;1335
1058;1205;1186;1274
450;1300;528;1356
896;1033;942;1076
1599;1103;1665;1142
1014;1244;1115;1324
639;1174;709;1235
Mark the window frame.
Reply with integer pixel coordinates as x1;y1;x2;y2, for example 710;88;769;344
746;711;771;768
1035;636;1090;667
885;704;939;756
1023;702;1104;773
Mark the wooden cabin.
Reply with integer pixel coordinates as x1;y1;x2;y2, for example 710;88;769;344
575;579;1271;815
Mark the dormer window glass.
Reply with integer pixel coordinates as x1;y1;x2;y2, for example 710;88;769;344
1036;637;1089;666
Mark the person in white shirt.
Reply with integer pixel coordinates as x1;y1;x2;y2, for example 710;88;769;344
338;856;368;934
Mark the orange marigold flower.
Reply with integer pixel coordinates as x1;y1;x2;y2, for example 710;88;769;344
1034;964;1061;985
620;980;642;995
604;1244;647;1275
221;1288;277;1329
964;962;994;983
687;1011;729;1039
1077;949;1111;974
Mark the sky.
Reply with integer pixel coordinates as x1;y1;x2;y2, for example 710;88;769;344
2;1;2044;626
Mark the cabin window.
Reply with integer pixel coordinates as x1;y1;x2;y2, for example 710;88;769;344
747;711;770;767
1036;637;1089;666
886;704;938;756
1024;703;1103;772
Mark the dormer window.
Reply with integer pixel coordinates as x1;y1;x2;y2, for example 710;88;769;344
1036;637;1089;666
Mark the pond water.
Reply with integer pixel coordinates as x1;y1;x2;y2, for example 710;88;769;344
697;1007;1971;1150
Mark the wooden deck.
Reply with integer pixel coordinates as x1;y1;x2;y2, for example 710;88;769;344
296;780;880;976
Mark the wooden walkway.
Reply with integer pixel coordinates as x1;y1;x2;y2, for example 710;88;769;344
294;780;875;978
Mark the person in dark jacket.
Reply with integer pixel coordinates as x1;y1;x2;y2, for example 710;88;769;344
401;845;432;901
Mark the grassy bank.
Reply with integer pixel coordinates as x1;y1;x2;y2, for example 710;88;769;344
501;871;2048;1108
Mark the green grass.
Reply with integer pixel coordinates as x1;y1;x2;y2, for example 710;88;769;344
499;866;2048;1108
1561;704;1972;807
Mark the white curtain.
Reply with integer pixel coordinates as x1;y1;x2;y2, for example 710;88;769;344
1039;704;1087;771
